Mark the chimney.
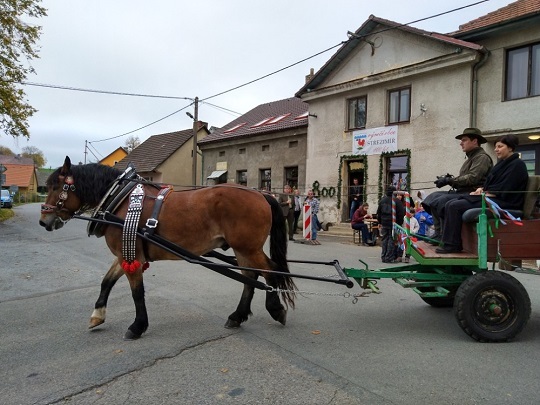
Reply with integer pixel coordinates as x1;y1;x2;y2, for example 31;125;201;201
305;68;315;84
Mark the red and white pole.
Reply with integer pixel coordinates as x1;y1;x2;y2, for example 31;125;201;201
303;204;311;240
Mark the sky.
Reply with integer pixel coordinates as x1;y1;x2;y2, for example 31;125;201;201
3;0;513;168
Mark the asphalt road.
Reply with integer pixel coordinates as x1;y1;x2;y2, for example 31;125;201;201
2;203;540;405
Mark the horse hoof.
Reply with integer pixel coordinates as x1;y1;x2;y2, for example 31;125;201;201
123;330;142;340
89;317;105;329
224;319;241;329
276;310;287;326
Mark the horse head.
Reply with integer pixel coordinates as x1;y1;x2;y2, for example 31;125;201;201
39;156;82;231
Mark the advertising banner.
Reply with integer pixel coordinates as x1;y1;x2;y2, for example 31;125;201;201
352;125;398;155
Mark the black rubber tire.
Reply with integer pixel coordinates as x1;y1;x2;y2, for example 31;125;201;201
454;271;531;342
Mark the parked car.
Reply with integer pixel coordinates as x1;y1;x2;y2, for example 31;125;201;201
1;189;13;208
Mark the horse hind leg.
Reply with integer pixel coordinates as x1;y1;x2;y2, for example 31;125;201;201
89;258;124;329
226;252;287;328
225;274;256;329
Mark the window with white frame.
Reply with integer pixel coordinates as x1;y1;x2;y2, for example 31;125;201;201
505;42;540;100
347;96;367;130
388;87;411;124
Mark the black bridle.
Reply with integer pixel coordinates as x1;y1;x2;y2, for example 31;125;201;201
40;175;76;219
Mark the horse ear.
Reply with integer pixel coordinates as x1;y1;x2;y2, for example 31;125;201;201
61;156;72;174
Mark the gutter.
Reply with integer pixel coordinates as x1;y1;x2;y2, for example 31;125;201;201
470;47;490;128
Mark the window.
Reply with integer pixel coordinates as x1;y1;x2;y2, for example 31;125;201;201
251;117;274;128
285;167;298;189
265;113;291;125
260;169;271;191
262;145;270;151
219;151;225;157
289;140;298;148
517;144;540;175
347;96;367;130
224;123;246;133
237;170;247;186
388;87;411;124
505;43;540;100
239;148;246;154
386;155;409;191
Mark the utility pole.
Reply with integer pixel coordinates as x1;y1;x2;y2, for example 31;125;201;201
191;97;199;187
84;140;88;164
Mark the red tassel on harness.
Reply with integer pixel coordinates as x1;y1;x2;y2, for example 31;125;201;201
121;259;141;274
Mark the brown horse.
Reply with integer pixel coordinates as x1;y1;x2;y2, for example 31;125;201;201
39;156;297;340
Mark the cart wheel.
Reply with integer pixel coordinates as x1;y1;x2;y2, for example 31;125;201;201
454;271;531;342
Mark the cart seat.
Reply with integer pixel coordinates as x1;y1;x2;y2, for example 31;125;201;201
461;175;540;223
462;208;523;223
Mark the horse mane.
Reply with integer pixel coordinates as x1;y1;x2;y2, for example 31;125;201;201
48;164;122;210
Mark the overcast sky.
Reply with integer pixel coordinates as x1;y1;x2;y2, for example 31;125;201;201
3;0;511;168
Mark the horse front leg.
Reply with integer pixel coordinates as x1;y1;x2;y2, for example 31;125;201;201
123;270;149;340
225;270;257;329
89;258;125;329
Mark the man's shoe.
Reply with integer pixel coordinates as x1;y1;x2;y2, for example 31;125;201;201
289;237;295;241
435;245;462;254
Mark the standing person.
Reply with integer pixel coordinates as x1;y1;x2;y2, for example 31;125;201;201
351;203;372;245
278;184;295;241
437;135;528;253
402;212;420;263
377;186;405;263
305;189;321;245
348;177;362;221
394;193;407;261
292;188;302;234
422;128;493;241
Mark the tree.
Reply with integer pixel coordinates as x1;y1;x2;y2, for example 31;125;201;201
21;145;46;167
124;135;141;153
0;145;14;155
0;0;47;139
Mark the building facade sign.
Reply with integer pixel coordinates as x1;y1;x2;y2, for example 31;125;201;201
352;125;398;155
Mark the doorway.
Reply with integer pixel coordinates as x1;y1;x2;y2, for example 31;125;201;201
346;159;365;222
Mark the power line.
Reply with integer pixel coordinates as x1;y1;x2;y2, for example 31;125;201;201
20;81;193;100
22;0;491;144
88;101;194;143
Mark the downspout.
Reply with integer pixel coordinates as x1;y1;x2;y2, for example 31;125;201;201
470;48;490;128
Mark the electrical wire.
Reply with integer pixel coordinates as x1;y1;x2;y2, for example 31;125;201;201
20;0;492;143
88;102;194;143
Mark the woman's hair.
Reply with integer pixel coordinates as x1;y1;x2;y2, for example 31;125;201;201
495;134;519;151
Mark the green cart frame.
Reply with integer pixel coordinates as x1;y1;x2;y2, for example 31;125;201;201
344;194;538;343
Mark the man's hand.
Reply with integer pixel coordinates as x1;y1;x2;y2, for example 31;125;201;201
434;176;451;188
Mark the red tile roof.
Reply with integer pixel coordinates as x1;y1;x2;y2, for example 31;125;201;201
2;164;36;188
455;0;540;33
199;97;308;145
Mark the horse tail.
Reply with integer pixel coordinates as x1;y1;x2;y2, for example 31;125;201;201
263;193;297;309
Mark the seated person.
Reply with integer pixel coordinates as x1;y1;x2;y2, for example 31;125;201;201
351;203;372;245
436;134;529;254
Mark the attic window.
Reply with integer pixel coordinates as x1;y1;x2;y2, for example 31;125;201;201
293;111;309;120
224;122;247;133
265;113;291;125
251;117;274;128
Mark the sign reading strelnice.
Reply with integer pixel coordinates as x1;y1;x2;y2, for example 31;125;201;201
352;126;398;155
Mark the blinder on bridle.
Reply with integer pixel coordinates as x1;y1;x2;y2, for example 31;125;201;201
41;175;76;217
